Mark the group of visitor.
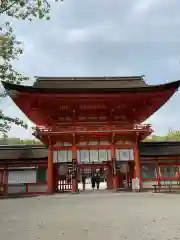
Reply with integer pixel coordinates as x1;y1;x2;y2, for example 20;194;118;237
82;170;101;190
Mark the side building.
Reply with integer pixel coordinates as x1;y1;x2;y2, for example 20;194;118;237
0;142;180;196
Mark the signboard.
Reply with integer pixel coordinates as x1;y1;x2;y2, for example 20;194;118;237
58;164;67;175
72;159;77;178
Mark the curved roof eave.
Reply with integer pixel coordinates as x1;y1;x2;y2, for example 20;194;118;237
1;80;180;93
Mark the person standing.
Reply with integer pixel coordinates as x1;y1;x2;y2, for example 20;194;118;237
91;173;96;190
82;174;86;191
95;170;101;190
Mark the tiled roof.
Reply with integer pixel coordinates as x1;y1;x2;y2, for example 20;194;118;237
0;141;180;160
2;77;180;93
0;145;47;160
33;76;147;89
140;141;180;156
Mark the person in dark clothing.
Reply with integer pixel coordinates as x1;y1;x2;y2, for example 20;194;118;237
95;171;101;190
82;175;86;190
91;174;96;190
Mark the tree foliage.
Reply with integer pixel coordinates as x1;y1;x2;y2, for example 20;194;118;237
145;130;180;142
0;0;61;138
0;0;62;20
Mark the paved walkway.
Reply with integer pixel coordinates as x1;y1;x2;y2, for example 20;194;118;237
0;191;180;240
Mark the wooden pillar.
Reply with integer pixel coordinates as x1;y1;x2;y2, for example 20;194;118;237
106;165;113;189
72;134;78;193
47;146;53;194
111;137;118;190
133;134;141;191
156;161;160;185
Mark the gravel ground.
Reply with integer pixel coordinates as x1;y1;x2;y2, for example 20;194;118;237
0;191;180;240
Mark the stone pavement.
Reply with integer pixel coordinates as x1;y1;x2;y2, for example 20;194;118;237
0;191;180;240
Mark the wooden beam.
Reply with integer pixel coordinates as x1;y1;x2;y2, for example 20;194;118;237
47;137;53;194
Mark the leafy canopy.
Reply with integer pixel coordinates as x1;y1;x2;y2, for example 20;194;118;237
0;0;62;20
0;0;62;137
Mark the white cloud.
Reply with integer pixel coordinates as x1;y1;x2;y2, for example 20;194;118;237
132;0;161;14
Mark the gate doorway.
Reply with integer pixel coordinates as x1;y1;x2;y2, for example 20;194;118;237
54;163;73;193
116;162;133;190
77;163;109;191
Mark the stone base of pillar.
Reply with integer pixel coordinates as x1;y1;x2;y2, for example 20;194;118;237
72;178;78;193
107;176;113;189
112;176;118;190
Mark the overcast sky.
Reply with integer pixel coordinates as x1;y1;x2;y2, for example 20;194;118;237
1;0;180;139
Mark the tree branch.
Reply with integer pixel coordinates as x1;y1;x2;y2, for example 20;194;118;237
0;1;17;14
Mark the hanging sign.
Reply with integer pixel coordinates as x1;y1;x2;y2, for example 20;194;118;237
72;159;77;178
58;164;67;175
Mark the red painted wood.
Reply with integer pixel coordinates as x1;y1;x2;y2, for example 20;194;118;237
77;163;108;169
13;88;175;126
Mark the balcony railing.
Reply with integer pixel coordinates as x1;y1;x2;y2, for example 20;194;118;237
33;124;153;135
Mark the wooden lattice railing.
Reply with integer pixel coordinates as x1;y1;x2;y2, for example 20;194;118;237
33;123;153;134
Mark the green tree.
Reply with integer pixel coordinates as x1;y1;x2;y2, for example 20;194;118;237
0;0;62;138
145;129;180;142
0;0;62;20
0;22;29;137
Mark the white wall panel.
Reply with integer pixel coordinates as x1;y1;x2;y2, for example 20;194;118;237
90;150;99;162
8;170;36;184
67;150;72;162
8;184;26;194
142;181;158;189
120;149;130;161
53;150;58;163
28;184;47;193
108;149;111;160
57;150;67;162
99;150;108;161
80;150;89;163
116;149;134;161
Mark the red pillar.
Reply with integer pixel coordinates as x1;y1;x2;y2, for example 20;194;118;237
133;142;141;191
111;144;118;190
47;147;53;194
72;144;78;193
106;166;113;189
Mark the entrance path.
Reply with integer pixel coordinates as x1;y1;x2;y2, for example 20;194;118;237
0;192;180;240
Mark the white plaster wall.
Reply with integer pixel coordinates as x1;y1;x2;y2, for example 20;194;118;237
8;184;26;194
8;170;36;184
